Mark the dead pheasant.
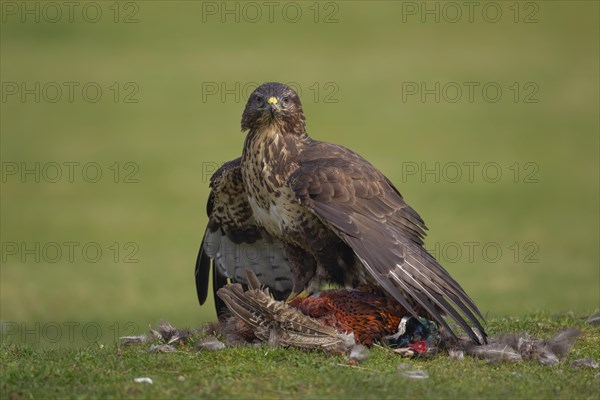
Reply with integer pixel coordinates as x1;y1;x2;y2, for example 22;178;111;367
289;285;416;346
216;271;581;364
216;270;437;351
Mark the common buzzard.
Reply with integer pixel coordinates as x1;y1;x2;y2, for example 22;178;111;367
198;82;486;343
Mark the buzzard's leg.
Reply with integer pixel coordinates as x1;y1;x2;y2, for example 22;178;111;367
285;227;366;296
318;241;364;288
283;243;317;298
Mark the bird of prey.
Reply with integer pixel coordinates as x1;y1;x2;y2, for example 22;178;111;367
235;82;487;344
195;158;292;316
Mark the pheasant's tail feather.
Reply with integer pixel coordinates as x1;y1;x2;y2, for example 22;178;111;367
245;268;266;292
217;275;353;352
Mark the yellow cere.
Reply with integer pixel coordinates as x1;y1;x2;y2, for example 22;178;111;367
267;97;278;105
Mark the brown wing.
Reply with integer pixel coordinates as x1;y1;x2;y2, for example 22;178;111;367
195;158;292;316
195;190;228;314
288;141;486;344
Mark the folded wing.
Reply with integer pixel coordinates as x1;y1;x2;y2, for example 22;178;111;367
288;142;486;343
195;158;292;316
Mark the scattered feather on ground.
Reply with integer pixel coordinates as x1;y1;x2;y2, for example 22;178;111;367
586;311;600;325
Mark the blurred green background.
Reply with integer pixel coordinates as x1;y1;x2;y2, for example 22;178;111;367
1;1;598;346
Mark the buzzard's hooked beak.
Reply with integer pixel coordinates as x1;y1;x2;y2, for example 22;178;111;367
267;97;280;118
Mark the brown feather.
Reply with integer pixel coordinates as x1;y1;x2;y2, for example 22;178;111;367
194;158;292;317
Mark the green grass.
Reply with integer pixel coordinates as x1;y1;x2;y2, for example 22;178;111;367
2;313;599;399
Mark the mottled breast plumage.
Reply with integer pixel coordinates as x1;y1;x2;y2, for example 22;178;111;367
195;157;293;316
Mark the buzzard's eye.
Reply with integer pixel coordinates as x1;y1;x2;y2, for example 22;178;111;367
282;97;290;104
255;95;264;103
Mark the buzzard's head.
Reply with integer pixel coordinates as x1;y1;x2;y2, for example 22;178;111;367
241;82;306;134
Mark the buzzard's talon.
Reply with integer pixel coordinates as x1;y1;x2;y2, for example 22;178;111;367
286;291;306;303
